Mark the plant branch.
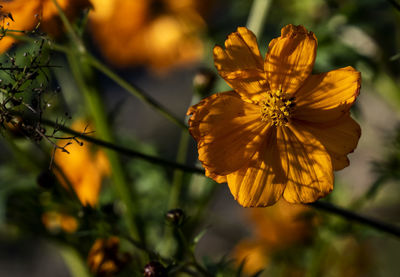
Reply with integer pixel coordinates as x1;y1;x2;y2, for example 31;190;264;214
50;0;85;52
38;118;400;238
40;118;204;174
310;201;400;237
246;0;273;37
86;54;187;130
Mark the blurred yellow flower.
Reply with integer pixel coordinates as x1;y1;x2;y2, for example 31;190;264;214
54;120;110;207
41;211;78;233
234;200;315;275
187;25;361;207
88;236;130;277
0;0;91;53
89;0;206;69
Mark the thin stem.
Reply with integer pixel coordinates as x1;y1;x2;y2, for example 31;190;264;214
177;228;212;277
39;117;204;174
35;117;400;238
57;243;91;277
87;54;187;130
169;131;191;209
246;0;273;37
310;201;400;237
66;52;140;241
168;94;201;209
50;0;85;53
5;32;70;53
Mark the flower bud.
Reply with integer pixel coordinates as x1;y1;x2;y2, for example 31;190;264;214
165;209;185;226
193;68;216;97
143;261;167;277
37;170;56;189
88;237;130;277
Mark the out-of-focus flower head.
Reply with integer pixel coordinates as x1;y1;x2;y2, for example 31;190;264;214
88;236;130;277
187;25;361;207
89;0;208;69
319;236;374;277
0;0;92;53
54;120;110;207
233;200;316;275
41;211;78;233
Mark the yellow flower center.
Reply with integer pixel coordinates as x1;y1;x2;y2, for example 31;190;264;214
260;89;295;126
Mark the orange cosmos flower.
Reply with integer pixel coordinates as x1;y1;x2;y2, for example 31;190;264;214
87;237;130;277
42;211;78;233
0;0;91;53
187;25;361;207
54;120;110;207
89;0;206;69
234;200;315;275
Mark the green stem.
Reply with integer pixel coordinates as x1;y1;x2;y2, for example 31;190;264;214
5;33;70;53
310;201;400;237
87;55;187;130
246;0;273;37
66;52;139;240
168;131;190;210
50;0;85;53
57;243;91;277
21;116;400;238
177;228;211;277
38;117;204;174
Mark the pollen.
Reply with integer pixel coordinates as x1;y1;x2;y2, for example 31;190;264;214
260;89;295;126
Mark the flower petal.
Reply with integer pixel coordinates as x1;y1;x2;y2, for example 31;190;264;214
187;91;268;176
226;128;286;207
278;124;333;203
0;1;39;53
214;27;268;102
293;116;361;170
293;66;361;122
265;25;317;95
206;170;227;183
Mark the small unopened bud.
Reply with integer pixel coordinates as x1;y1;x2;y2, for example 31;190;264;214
4;115;23;137
143;261;167;277
193;68;216;97
165;209;185;226
88;237;130;277
37;170;56;189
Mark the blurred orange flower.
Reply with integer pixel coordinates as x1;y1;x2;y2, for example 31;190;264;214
234;200;315;275
42;211;78;233
89;0;206;69
88;236;130;277
187;25;361;207
54;120;110;207
0;0;91;53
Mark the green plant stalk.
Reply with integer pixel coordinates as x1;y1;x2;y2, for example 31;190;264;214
168;130;191;210
57;243;91;277
246;0;273;37
87;55;187;130
50;0;85;53
5;32;71;53
162;95;199;256
36;116;400;238
67;52;139;241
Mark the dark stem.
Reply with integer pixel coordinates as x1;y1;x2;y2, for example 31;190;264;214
40;118;205;174
37;117;400;238
310;201;400;237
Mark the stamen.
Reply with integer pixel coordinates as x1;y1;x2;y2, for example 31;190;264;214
260;89;295;126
